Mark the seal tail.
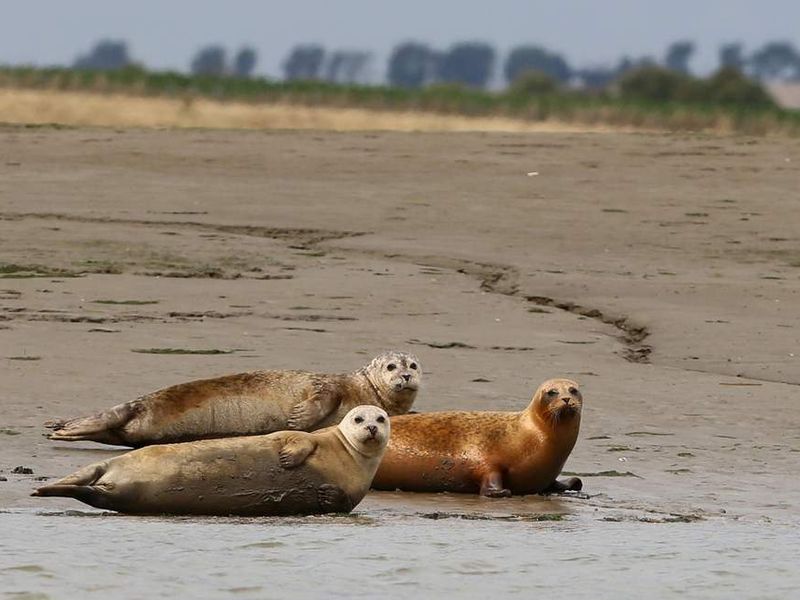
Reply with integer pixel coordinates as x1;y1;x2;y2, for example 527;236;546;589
44;401;139;445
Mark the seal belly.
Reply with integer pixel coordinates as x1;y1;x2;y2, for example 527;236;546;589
373;447;483;493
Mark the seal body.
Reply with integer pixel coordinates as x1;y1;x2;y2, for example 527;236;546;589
372;378;583;497
44;351;419;447
33;406;390;516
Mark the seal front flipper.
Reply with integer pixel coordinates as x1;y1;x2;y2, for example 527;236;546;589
542;477;583;494
286;388;338;430
44;400;142;446
479;471;512;498
317;484;354;513
278;434;318;468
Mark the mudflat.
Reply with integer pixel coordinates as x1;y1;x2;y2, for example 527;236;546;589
1;125;798;523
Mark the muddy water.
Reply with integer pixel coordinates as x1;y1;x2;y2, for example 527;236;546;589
2;495;798;600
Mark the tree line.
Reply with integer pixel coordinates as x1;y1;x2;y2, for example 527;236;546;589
72;38;800;89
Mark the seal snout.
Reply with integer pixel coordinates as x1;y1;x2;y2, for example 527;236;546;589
366;424;378;438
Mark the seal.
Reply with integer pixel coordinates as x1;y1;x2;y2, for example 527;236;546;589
372;378;583;497
32;405;390;516
44;351;419;447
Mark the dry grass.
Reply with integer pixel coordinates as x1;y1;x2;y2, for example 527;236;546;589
0;88;644;133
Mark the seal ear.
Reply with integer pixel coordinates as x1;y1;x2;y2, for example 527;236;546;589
278;435;318;468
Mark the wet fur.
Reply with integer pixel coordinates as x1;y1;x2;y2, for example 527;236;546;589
373;378;582;496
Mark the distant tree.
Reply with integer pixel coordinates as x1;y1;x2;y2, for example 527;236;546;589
283;45;325;80
664;40;695;74
618;65;692;102
749;41;800;81
73;40;132;70
437;42;495;88
704;67;775;107
325;51;371;84
191;45;227;76
508;70;558;95
575;66;618;90
387;42;438;88
504;45;571;85
719;43;745;71
233;47;258;78
616;55;657;78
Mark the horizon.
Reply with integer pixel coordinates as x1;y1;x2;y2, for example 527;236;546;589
2;1;800;82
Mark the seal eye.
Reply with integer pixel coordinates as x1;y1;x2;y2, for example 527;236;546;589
569;387;578;395
376;415;386;423
354;416;364;424
546;389;558;397
409;362;418;370
386;364;397;371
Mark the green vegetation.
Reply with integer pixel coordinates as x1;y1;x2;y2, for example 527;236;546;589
563;470;642;478
131;347;235;355
0;263;82;279
418;511;566;522
0;65;798;134
618;66;776;108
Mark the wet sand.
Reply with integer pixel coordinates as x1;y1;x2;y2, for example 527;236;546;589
1;126;799;597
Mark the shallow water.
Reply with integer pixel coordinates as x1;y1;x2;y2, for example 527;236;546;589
2;495;798;600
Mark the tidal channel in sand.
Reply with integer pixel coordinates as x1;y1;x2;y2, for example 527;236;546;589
1;126;799;598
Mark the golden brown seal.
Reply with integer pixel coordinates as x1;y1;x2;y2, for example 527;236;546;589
372;378;583;496
33;405;390;516
44;351;419;447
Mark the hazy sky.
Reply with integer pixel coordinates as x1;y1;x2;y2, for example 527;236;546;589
2;0;799;80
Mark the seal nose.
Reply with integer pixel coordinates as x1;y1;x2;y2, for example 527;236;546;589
401;373;411;382
561;397;571;405
367;425;378;437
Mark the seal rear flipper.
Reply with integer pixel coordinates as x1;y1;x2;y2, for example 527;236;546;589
45;400;140;445
542;477;583;494
31;464;113;509
317;484;354;513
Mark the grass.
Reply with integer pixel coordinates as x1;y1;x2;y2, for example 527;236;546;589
131;348;235;355
0;262;82;279
1;65;799;135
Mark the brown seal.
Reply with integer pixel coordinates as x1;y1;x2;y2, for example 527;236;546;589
44;351;419;447
372;378;583;496
33;406;390;516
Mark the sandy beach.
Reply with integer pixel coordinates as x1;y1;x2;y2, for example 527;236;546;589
1;124;799;597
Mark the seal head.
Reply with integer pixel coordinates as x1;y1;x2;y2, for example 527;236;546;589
360;351;421;415
530;378;583;426
337;405;391;458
